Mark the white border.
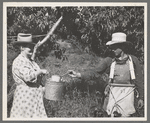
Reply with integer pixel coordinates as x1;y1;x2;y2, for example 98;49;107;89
3;2;147;121
2;2;147;6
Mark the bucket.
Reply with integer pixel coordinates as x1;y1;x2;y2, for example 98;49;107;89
44;75;65;101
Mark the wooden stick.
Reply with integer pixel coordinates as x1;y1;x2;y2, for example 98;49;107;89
39;16;63;46
31;16;63;60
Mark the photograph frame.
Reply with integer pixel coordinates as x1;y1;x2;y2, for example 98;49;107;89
2;1;148;122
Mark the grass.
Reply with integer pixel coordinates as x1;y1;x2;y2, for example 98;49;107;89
43;88;105;117
43;84;144;117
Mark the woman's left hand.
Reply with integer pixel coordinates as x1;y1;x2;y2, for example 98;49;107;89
42;87;45;92
41;69;49;75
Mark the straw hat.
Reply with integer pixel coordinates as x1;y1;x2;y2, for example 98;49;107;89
106;32;132;45
13;33;35;45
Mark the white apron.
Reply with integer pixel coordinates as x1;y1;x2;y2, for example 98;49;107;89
106;55;136;117
106;86;135;117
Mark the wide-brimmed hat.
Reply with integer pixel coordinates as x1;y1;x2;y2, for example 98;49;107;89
13;33;35;46
106;32;132;45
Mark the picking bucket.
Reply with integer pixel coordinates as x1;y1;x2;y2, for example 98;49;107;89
44;78;65;101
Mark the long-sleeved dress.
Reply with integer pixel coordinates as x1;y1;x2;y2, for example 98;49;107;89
10;53;47;118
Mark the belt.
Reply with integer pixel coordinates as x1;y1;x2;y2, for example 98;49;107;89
13;72;41;88
25;81;40;88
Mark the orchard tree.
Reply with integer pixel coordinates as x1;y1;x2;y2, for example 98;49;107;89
7;6;144;63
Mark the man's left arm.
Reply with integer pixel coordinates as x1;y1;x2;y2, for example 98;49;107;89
132;55;144;109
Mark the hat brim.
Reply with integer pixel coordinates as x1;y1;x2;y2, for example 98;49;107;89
106;41;132;45
13;41;35;46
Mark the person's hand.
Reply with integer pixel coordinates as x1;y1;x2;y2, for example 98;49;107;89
60;77;67;82
68;70;81;78
138;99;144;109
41;69;49;75
104;84;110;96
42;87;45;92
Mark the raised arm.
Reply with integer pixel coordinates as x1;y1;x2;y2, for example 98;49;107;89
68;57;112;81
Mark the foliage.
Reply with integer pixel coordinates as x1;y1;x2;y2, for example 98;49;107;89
54;6;144;62
7;6;144;62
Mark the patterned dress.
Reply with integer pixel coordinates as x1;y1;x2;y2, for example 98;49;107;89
10;53;47;118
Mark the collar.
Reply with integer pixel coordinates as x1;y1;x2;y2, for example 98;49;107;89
20;53;34;62
115;54;129;64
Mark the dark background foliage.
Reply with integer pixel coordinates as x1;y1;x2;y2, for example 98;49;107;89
7;6;144;61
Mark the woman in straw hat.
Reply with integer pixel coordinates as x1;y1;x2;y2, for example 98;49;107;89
68;32;144;117
10;33;48;118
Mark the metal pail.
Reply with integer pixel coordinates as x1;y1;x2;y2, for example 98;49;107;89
44;78;64;101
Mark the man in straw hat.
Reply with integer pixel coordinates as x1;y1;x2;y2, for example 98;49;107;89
68;32;144;117
10;33;49;118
